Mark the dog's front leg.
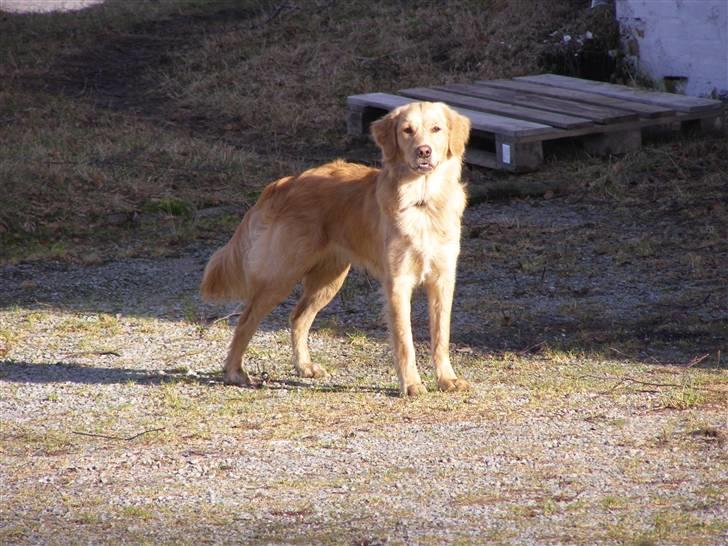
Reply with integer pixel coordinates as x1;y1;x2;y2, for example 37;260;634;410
426;274;470;392
385;276;426;396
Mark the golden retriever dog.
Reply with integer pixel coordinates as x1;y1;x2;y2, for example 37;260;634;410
200;101;471;396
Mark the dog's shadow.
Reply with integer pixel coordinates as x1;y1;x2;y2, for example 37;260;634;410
264;377;399;396
0;359;399;396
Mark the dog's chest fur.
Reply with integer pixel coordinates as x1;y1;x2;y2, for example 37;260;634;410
390;173;465;280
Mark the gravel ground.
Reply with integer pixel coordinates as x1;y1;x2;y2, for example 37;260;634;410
1;197;727;544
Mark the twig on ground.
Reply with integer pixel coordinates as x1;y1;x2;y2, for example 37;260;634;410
162;349;206;364
577;373;724;394
63;350;121;358
652;148;688;182
518;340;545;355
72;428;164;441
609;346;638;360
609;346;666;365
685;353;710;368
209;304;243;324
353;46;418;63
610;347;714;369
250;2;295;29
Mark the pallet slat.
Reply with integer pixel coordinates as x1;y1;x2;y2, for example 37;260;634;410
475;79;674;119
400;87;594;130
517;74;722;113
440;82;638;124
347;92;555;138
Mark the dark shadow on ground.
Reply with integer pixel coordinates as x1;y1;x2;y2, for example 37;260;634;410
0;240;724;367
0;246;387;335
0;359;210;386
0;360;400;395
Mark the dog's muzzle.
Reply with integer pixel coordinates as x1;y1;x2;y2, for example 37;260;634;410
413;145;434;173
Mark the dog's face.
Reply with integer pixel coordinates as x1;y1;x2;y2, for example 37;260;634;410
371;102;470;174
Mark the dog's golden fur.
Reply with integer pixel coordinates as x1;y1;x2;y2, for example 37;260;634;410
200;101;471;396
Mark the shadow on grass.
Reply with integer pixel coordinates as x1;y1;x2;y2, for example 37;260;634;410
0;359;400;395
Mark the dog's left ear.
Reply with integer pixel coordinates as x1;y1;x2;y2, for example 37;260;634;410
447;107;471;159
371;109;399;163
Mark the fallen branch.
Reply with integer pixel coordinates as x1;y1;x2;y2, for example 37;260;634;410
72;428;164;441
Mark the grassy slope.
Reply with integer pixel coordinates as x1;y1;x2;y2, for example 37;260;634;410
0;0;612;262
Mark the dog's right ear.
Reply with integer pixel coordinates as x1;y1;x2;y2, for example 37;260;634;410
370;109;399;163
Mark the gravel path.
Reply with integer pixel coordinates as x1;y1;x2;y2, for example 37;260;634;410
1;198;726;544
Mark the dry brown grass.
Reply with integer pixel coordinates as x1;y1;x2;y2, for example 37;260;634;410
0;0;620;263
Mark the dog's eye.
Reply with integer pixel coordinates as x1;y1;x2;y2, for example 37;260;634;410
403;126;414;135
432;126;441;133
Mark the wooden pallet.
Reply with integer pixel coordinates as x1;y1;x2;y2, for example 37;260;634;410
347;74;724;172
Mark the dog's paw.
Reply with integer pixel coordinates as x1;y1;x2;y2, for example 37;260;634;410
223;370;255;387
437;377;470;392
297;363;328;380
405;383;428;397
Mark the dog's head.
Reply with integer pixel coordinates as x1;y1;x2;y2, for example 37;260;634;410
371;101;470;173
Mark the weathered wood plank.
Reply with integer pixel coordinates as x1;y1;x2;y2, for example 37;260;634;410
399;87;595;130
346;92;415;113
476;79;674;118
517;74;722;113
347;92;556;138
440;82;638;124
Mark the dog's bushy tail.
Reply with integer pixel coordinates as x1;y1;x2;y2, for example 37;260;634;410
200;241;245;302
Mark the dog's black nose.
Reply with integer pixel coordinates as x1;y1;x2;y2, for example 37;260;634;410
416;145;432;159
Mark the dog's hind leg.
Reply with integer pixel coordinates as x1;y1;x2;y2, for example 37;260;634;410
224;289;289;386
290;257;350;379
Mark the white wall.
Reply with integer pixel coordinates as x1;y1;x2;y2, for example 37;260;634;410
0;0;104;13
616;0;728;97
